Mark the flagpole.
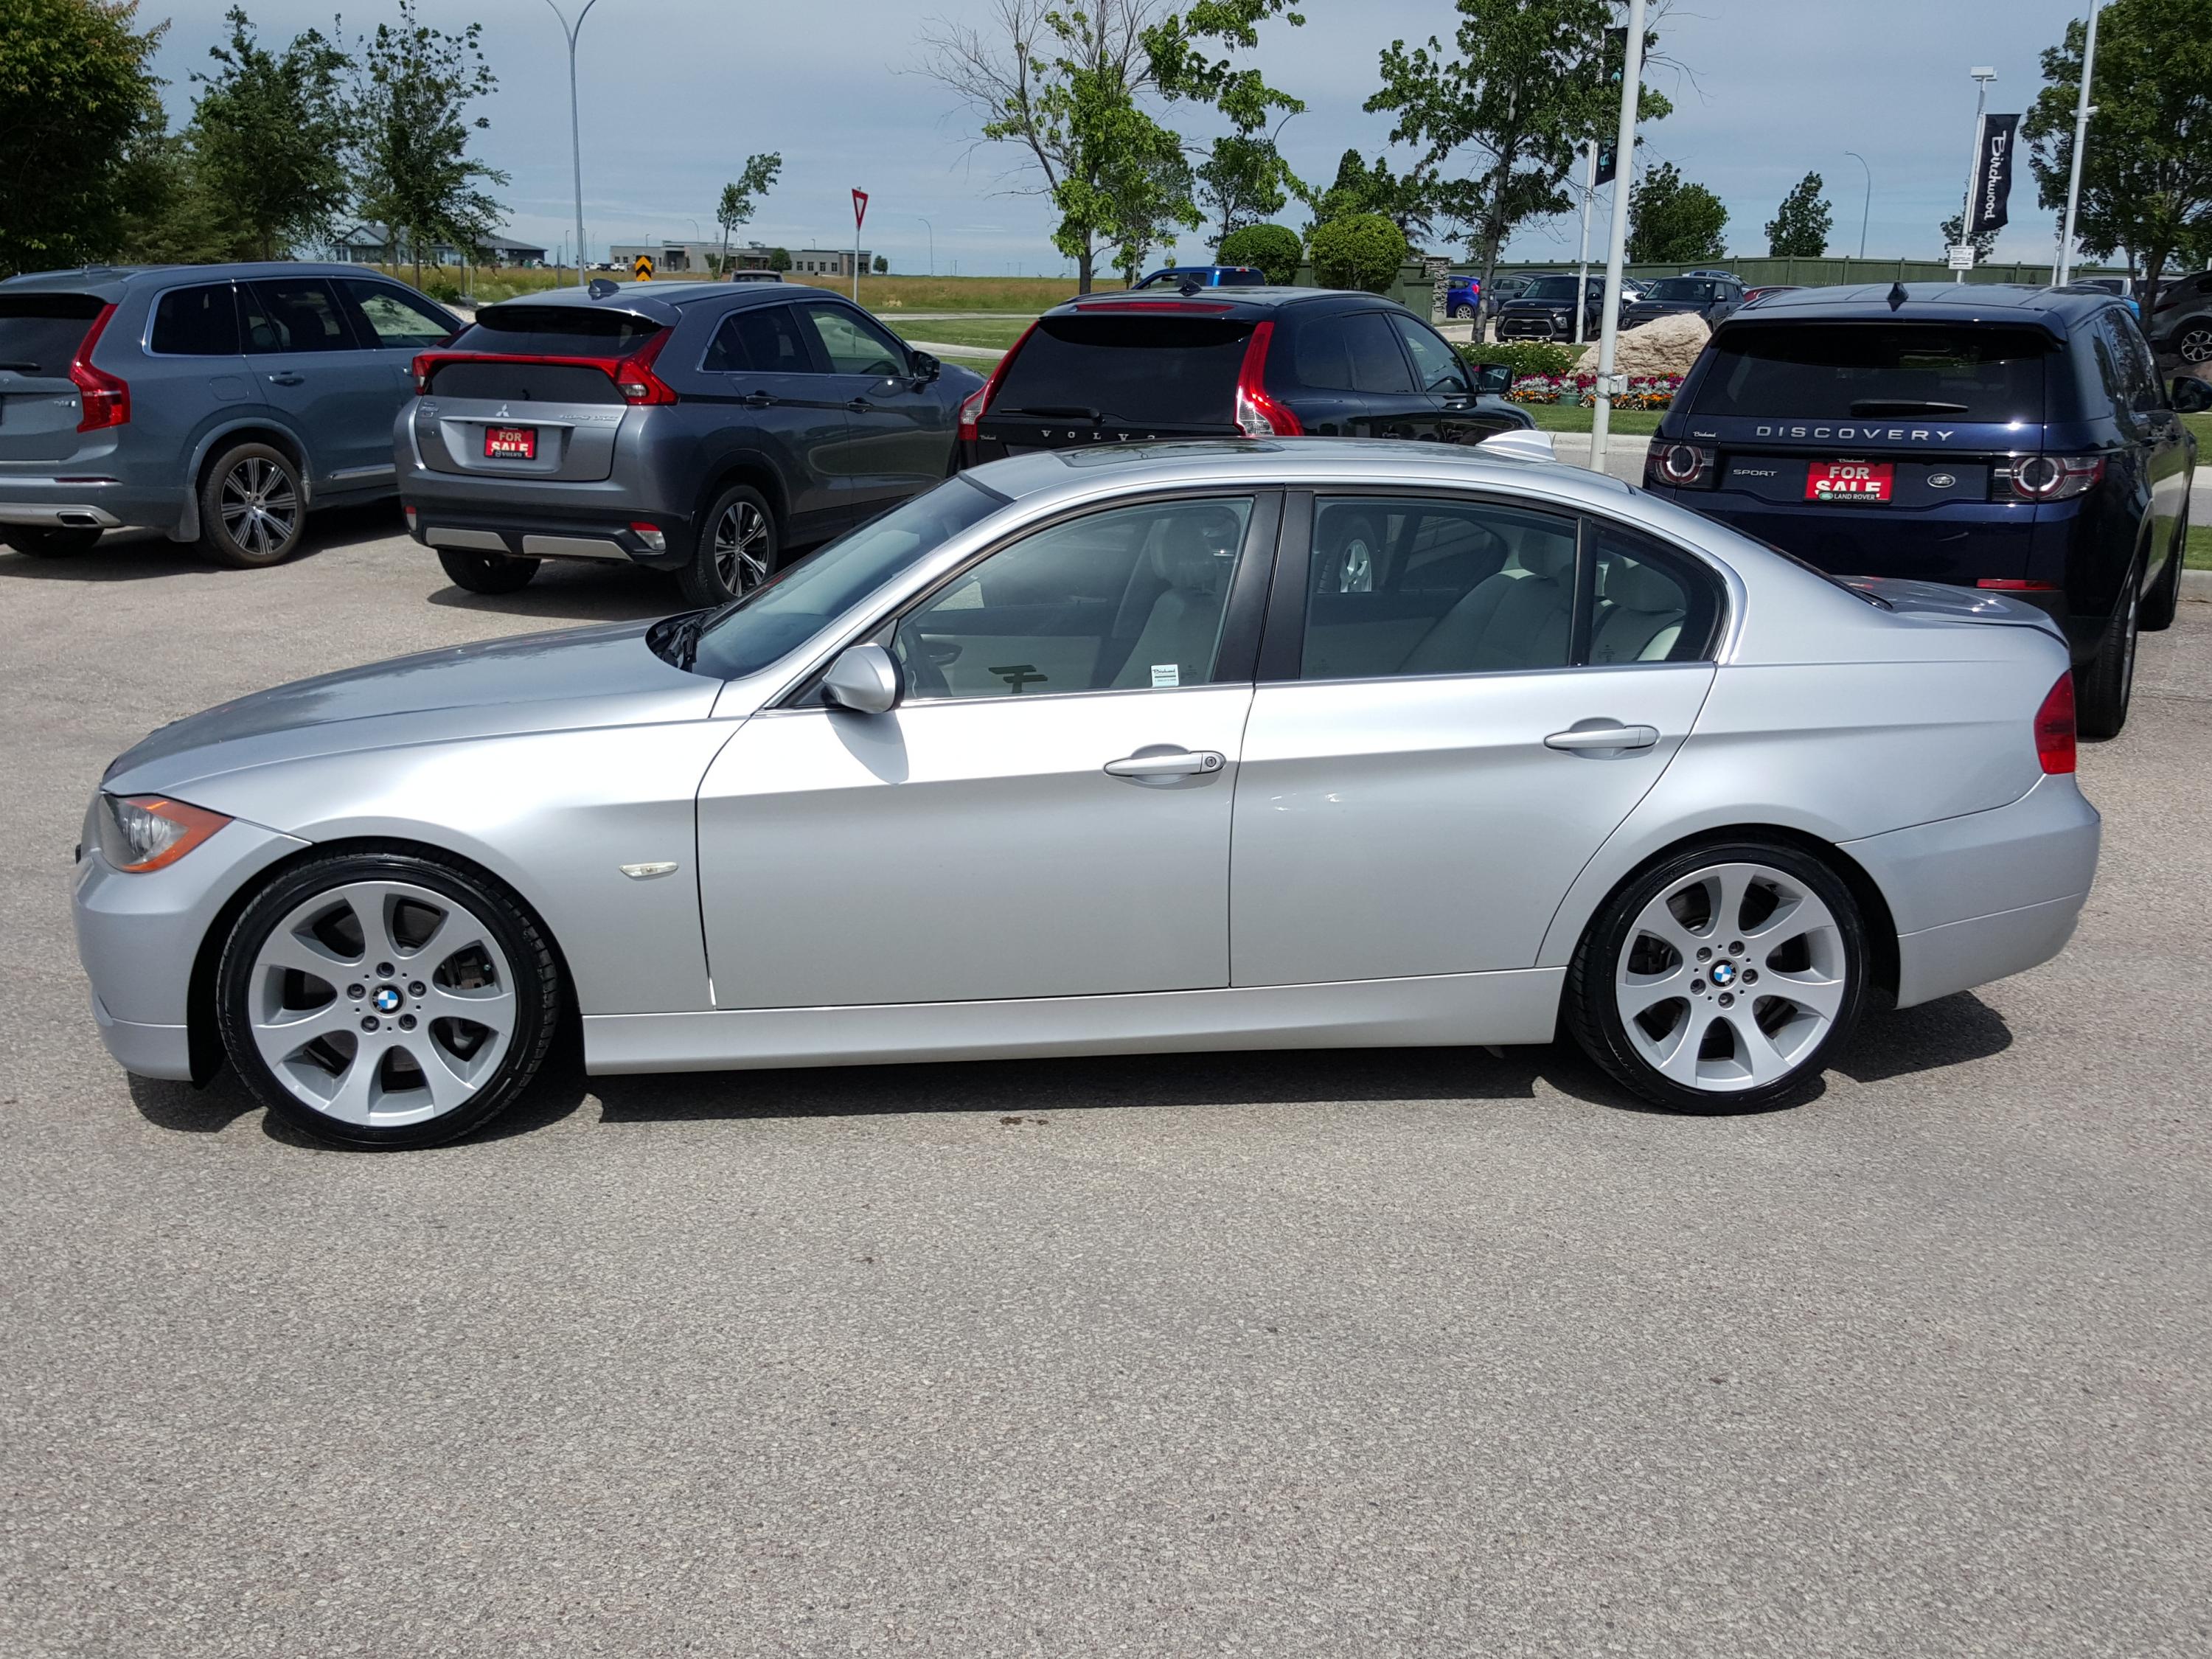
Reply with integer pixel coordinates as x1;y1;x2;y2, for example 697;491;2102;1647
1574;139;1597;347
2056;1;2102;286
1958;67;1996;283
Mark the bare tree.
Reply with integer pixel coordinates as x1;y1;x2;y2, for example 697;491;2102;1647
915;0;1175;292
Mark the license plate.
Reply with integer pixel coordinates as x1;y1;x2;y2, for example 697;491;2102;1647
484;425;537;460
1806;460;1893;502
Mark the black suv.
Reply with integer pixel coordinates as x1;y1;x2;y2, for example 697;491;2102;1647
1495;273;1607;342
959;288;1528;463
1642;282;2199;737
1620;274;1746;332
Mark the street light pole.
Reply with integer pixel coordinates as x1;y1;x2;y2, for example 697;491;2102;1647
545;0;603;290
914;215;934;276
1589;0;1646;471
2056;1;2103;286
1843;150;1871;260
1958;66;1997;284
1573;138;1597;346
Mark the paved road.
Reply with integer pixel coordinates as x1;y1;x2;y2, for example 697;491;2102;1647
4;511;2209;1658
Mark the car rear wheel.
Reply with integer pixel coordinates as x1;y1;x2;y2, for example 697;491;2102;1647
2074;556;2141;740
1563;841;1869;1115
681;482;777;607
2141;507;2187;633
217;850;563;1150
1;526;102;557
198;442;306;568
436;546;540;594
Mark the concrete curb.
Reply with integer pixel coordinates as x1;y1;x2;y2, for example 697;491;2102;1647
2183;569;2212;602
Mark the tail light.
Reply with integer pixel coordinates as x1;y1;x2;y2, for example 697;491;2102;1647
2034;672;2076;774
958;321;1035;443
1646;439;1716;488
2001;454;2104;501
410;332;679;405
613;329;678;404
1234;321;1301;437
71;303;129;432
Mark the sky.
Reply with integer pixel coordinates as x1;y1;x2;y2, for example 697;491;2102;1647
143;0;2104;274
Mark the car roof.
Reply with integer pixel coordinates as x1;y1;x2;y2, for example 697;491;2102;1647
1713;281;2115;338
0;260;404;302
1043;287;1411;319
476;280;831;324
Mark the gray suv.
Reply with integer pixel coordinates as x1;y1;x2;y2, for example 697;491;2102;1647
0;262;459;565
398;282;984;603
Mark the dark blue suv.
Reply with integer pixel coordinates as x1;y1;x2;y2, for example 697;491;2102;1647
1643;283;2199;737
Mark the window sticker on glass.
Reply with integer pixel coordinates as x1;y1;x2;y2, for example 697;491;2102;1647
1150;664;1180;689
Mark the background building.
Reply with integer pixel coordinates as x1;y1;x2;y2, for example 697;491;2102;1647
612;240;872;277
329;225;548;267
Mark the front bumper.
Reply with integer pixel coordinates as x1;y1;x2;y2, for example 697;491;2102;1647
73;813;311;1079
1840;773;2101;1009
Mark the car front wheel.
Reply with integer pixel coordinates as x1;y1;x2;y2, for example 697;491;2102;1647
1564;841;1869;1114
199;442;306;568
216;850;563;1149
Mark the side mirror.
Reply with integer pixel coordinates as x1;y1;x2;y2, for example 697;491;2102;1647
2171;375;2212;414
910;350;941;384
820;642;902;714
1473;361;1514;397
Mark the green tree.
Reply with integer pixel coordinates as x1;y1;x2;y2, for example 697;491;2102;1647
1365;0;1670;300
349;0;508;285
766;246;791;272
1195;134;1288;242
1937;211;1999;263
1217;220;1300;282
1628;161;1728;263
1301;148;1433;242
1142;0;1307;133
1764;170;1831;257
187;8;351;261
1309;212;1407;293
115;132;242;264
715;151;782;270
0;0;167;275
872;254;888;274
2025;0;2212;313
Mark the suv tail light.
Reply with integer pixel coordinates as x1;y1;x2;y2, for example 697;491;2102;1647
2034;672;2076;774
1646;439;1715;488
1234;321;1301;437
70;303;129;432
410;330;679;405
958;321;1035;443
612;329;678;404
2000;453;2104;501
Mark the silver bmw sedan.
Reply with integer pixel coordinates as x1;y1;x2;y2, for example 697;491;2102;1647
73;439;2098;1147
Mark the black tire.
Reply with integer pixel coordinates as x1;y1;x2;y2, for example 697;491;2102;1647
2141;507;2186;633
215;849;563;1150
1;525;102;557
198;441;307;568
2074;554;2142;740
436;546;540;594
1562;838;1871;1116
680;482;779;607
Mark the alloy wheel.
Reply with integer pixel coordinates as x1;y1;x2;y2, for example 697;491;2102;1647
218;456;300;559
245;879;517;1127
1613;860;1848;1093
2177;326;2212;364
712;499;771;597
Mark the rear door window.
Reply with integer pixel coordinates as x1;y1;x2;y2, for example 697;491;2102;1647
990;313;1256;425
702;303;818;373
241;279;358;353
1690;324;2051;422
1293;312;1416;394
0;292;105;374
336;280;456;349
150;284;241;355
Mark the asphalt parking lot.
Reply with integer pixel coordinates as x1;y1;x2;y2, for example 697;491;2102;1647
4;508;2209;1658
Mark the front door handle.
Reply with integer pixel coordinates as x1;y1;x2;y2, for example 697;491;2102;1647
267;372;305;386
1545;723;1659;751
1104;749;1225;779
740;392;775;408
846;397;872;412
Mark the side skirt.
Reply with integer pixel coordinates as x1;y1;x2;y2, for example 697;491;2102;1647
582;968;1568;1075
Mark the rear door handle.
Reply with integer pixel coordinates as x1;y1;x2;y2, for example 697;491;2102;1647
846;398;872;411
1545;723;1659;751
267;372;305;386
740;392;775;408
1104;750;1225;779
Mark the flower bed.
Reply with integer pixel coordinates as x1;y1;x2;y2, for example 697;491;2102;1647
1510;372;1682;410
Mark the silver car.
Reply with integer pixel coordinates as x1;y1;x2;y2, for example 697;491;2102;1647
72;441;2099;1147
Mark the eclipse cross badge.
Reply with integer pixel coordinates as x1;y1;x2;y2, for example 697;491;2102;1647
1710;960;1739;989
372;986;403;1013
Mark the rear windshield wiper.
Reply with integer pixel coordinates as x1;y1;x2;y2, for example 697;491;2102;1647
1848;399;1971;415
998;404;1103;421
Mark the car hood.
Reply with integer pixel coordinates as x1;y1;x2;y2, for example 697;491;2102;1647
104;620;720;797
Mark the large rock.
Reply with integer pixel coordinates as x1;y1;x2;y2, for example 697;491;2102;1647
1574;310;1710;378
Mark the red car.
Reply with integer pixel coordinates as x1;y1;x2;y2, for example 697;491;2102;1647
1741;285;1804;306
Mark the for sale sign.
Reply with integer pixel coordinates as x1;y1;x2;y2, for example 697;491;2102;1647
1806;461;1894;502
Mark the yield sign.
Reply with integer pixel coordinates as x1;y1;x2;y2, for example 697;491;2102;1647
852;189;869;229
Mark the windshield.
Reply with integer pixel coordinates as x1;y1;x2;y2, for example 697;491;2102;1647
1644;279;1713;303
1521;276;1582;302
679;476;1010;680
1691;324;2051;422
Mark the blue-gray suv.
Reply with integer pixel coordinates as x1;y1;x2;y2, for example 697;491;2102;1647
0;262;459;566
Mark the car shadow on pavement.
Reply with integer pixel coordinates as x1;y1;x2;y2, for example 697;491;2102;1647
425;563;677;624
0;502;402;583
1829;989;2011;1085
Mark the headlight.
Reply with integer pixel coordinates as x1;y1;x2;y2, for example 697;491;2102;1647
95;794;232;873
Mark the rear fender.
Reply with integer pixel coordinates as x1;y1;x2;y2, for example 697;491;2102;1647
178;417;317;541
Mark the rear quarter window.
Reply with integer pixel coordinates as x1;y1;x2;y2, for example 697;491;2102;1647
0;292;105;373
1690;323;2051;422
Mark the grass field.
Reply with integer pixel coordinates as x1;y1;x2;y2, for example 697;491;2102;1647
2184;411;2211;448
893;316;1032;352
2187;522;2210;571
1520;403;1665;436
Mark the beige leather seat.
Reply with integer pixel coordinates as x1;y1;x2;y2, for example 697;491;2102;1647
1590;559;1688;664
1110;509;1242;689
1398;543;1574;675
